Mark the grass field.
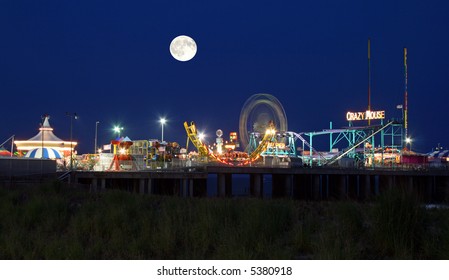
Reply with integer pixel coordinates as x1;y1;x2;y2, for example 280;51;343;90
1;181;448;259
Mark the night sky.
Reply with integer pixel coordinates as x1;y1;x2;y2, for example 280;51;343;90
1;0;448;154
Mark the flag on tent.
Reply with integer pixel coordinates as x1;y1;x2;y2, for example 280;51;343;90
0;146;12;157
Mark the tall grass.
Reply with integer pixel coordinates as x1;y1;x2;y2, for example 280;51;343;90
312;202;367;259
1;181;449;259
371;187;424;259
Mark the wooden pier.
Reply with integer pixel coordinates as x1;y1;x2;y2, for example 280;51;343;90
70;166;449;202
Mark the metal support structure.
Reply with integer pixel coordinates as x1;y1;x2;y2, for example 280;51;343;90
66;112;77;170
326;120;395;165
0;135;15;157
94;121;100;153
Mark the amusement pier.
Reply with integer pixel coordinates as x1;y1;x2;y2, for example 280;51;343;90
1;91;449;201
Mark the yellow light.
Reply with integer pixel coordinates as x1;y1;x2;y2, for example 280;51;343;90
119;148;126;155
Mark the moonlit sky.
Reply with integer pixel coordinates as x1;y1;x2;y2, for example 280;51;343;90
1;1;448;154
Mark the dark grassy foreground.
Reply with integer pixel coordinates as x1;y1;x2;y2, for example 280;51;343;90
1;181;449;259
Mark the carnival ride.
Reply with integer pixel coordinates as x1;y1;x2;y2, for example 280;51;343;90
184;120;277;166
184;94;293;166
108;136;137;171
239;94;288;149
184;93;408;167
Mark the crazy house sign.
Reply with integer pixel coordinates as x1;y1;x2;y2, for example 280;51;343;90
346;110;385;121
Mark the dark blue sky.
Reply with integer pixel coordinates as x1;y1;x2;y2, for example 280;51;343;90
1;0;448;154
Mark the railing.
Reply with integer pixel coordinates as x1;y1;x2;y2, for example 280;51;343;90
326;120;395;166
58;171;71;181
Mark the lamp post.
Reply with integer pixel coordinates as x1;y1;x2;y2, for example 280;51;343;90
66;112;78;170
159;118;167;167
406;137;412;152
94;121;100;154
113;126;123;137
159;118;166;142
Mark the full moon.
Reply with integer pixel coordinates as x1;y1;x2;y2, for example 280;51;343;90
169;35;197;62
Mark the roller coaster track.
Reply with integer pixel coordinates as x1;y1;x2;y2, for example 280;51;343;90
248;128;276;160
325;120;395;166
184;121;275;165
184;121;209;157
286;131;328;163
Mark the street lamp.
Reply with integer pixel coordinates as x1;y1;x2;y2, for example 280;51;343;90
66;112;78;170
113;126;123;137
159;118;166;142
94;121;100;154
159;118;167;168
406;137;412;151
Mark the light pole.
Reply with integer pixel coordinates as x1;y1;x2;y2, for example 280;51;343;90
159;118;166;142
94;121;100;154
66;112;78;170
159;118;167;167
113;126;123;138
406;137;412;152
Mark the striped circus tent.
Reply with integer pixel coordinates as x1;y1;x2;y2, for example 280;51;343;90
427;150;449;158
25;147;62;159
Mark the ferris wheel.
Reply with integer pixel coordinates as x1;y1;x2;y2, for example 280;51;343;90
238;93;288;149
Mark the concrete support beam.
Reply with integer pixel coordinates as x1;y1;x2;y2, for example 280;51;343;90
225;174;233;197
250;174;262;198
443;176;449;202
426;176;434;202
364;175;371;199
324;175;329;199
139;178;145;194
285;174;293;198
182;178;188;197
407;176;414;194
312;175;321;200
91;178;97;192
148;179;153;195
386;175;395;190
272;174;286;198
218;173;226;197
374;175;380;195
339;175;347;199
189;179;194;197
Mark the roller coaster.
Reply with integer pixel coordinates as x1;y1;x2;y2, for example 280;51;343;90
184;121;277;166
184;118;402;167
184;93;406;167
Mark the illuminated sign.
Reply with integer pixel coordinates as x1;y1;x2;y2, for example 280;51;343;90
346;110;385;121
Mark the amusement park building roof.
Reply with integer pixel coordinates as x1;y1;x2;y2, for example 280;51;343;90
14;115;77;153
